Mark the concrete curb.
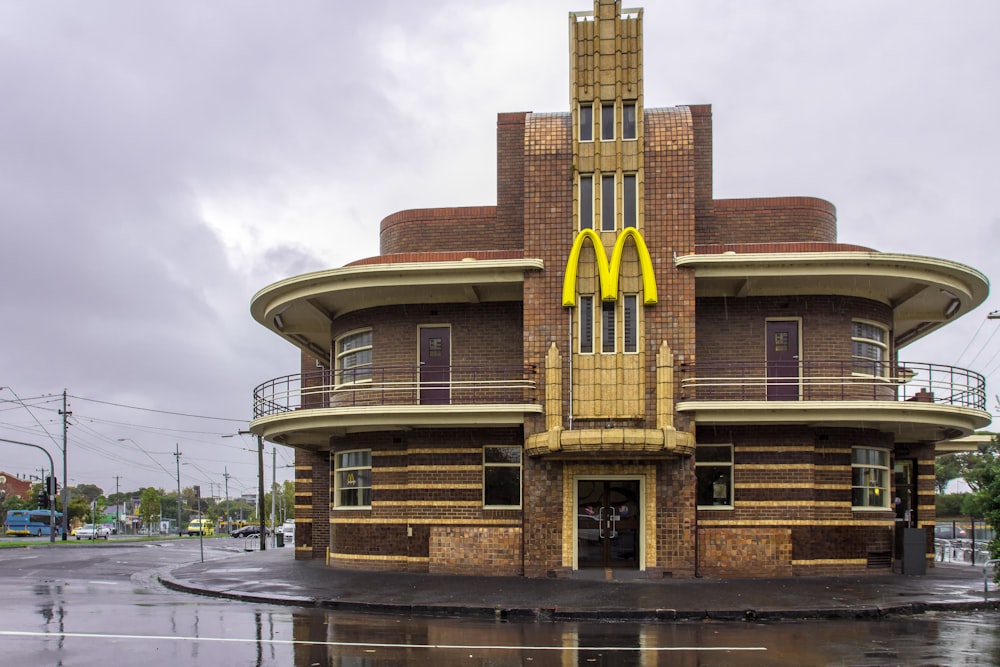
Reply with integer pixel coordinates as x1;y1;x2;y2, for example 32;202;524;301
156;572;1000;623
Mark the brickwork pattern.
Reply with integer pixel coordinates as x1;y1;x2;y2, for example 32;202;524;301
710;197;838;245
429;526;523;576
295;448;329;561
698;528;793;577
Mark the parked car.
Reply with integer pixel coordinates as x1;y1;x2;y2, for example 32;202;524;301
75;523;110;540
231;524;267;538
186;518;215;536
101;523;117;535
276;520;295;539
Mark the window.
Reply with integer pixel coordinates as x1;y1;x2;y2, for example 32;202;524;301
334;450;371;508
852;321;888;376
601;301;616;353
601;102;614;141
852;447;889;509
579;104;594;142
622;173;636;228
579;175;594;230
623;294;638;353
622;102;637;140
600;174;615;232
483;446;521;507
696;444;733;508
579;296;594;353
336;329;372;384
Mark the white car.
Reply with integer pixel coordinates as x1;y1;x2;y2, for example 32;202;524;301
75;523;111;540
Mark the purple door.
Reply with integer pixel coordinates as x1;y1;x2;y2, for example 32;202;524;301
419;326;450;405
766;320;799;401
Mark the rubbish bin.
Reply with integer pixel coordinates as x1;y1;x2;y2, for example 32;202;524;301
901;527;927;574
276;531;284;548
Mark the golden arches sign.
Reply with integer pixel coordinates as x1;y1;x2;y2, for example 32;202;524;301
561;227;658;307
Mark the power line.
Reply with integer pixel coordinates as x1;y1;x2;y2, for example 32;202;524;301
68;394;248;423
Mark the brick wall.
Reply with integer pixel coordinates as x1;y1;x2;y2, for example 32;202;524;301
429;526;523;576
295;448;329;561
379;206;510;255
711;197;838;244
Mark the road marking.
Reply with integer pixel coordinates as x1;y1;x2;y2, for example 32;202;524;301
0;630;766;652
86;581;119;585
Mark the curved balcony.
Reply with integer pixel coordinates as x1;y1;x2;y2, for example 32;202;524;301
676;360;990;443
251;366;541;448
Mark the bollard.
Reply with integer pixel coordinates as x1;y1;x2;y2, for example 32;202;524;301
983;559;999;598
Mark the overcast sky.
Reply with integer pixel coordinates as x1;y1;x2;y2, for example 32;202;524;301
1;0;997;497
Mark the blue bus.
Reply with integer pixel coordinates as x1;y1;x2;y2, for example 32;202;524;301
4;509;63;537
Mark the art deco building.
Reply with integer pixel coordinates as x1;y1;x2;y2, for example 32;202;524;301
250;0;990;578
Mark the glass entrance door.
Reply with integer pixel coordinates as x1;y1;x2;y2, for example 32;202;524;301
576;479;640;569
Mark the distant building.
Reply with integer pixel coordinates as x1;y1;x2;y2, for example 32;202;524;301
249;0;990;578
0;471;33;502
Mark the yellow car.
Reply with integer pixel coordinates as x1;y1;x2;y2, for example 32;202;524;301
186;518;215;536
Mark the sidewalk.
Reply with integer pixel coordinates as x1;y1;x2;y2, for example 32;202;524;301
159;546;1000;622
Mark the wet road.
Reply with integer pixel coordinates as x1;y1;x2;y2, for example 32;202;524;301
1;537;999;665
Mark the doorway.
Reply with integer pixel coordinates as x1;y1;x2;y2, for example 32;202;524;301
766;320;800;401
576;479;641;569
419;326;450;405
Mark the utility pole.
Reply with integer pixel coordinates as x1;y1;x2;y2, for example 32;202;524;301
223;467;231;533
257;434;266;551
113;475;121;534
58;390;70;540
271;447;277;547
174;444;182;536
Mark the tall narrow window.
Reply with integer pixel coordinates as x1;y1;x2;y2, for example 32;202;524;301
852;320;888;377
601;103;614;141
623;294;638;353
623;102;637;140
579;104;593;142
579;295;594;354
336;329;372;385
601;174;615;232
852;447;890;509
579;175;593;230
623;173;636;229
601;301;616;353
334;450;372;508
483;446;521;508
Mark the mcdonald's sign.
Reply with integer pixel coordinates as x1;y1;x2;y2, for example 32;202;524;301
561;227;658;307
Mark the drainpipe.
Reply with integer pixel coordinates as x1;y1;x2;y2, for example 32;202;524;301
568;309;573;430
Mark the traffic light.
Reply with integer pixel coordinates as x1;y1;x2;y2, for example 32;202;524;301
38;488;49;509
46;476;58;497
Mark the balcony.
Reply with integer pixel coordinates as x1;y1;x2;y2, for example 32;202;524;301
676;360;990;443
251;366;541;448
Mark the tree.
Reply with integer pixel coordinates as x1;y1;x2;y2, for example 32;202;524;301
935;454;964;494
960;434;1000;580
139;488;161;534
72;483;104;505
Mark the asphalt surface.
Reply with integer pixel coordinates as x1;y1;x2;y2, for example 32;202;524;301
159;545;1000;622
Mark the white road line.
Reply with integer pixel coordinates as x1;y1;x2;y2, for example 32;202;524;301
0;630;766;652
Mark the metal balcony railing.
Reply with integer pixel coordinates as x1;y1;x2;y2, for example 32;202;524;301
253;365;538;418
677;360;986;410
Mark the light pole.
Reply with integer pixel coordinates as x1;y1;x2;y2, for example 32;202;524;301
0;437;57;542
175;444;183;535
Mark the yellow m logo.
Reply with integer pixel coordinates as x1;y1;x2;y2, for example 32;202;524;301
561;227;658;307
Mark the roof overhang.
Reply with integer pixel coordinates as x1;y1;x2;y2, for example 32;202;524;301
250;404;543;450
676;400;992;443
935;432;995;456
250;258;543;362
675;251;989;348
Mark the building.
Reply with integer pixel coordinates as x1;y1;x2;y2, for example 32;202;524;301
0;471;33;503
249;0;990;578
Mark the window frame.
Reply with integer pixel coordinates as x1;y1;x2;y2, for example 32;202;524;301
851;446;890;510
622;102;637;140
600;102;615;141
335;329;373;386
696;444;734;510
623;294;638;353
622;173;637;229
579;174;594;230
851;320;889;377
601;300;616;353
579;295;594;354
333;449;372;509
579;103;594;142
483;446;522;509
600;174;616;232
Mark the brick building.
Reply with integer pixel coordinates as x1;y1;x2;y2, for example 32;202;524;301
249;0;990;578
